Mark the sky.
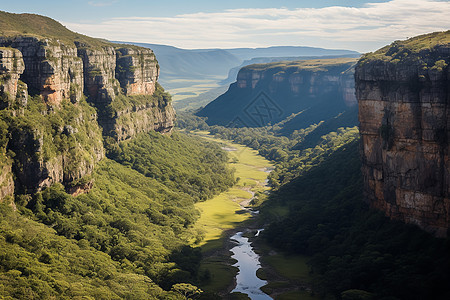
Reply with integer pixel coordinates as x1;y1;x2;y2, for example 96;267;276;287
2;0;449;52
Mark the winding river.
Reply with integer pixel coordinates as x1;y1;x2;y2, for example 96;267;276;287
230;230;272;299
193;134;274;298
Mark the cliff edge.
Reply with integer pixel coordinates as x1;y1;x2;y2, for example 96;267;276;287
198;58;357;128
0;11;175;198
356;30;450;237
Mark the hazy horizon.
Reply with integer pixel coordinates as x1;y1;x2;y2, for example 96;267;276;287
2;0;450;53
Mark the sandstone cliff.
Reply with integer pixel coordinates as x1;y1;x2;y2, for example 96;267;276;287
0;11;175;198
198;58;357;128
356;31;450;237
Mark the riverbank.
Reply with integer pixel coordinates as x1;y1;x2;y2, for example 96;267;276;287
190;132;272;298
190;132;317;299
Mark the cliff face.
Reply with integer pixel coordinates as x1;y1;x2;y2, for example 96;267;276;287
0;37;84;105
0;37;173;140
0;47;26;106
356;31;450;237
116;47;159;96
0;13;175;199
198;58;357;127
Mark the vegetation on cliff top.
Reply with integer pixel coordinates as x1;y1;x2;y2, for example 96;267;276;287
241;57;357;72
0;10;154;52
0;11;108;47
359;30;450;64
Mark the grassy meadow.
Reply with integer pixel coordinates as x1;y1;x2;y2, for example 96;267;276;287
188;132;272;295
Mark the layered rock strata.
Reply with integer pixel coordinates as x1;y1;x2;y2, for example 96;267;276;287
0;35;175;197
198;58;357;127
356;31;450;237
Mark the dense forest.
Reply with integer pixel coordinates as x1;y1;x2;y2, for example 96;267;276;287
0;129;234;299
178;110;450;300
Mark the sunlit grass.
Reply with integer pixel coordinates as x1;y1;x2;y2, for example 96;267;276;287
192;133;272;248
195;192;250;244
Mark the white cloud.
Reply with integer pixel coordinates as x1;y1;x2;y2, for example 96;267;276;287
64;0;450;52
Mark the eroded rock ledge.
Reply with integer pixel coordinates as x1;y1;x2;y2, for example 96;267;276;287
356;31;450;237
0;35;175;198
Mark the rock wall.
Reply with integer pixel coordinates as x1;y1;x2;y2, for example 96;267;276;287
198;58;357;127
77;45;118;104
0;47;26;106
0;37;84;105
116;47;159;96
0;35;175;197
7;104;105;194
0;37;173;139
113;98;175;141
236;66;356;106
356;32;450;237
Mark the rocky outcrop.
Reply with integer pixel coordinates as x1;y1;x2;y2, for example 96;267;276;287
0;47;27;108
198;58;357;127
7;103;104;195
356;31;450;237
77;45;118;104
0;36;174;139
113;98;175;141
116;47;159;96
236;65;356;105
0;37;84;105
0;22;175;198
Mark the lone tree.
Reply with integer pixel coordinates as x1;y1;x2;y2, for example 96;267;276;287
171;283;203;299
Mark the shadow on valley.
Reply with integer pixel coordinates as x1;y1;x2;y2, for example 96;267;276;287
262;140;450;300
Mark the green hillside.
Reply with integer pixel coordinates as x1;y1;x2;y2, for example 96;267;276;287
0;11;107;47
0;131;234;299
360;30;450;63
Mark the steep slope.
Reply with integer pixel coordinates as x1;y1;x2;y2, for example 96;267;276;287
356;30;450;237
197;58;358;127
0;11;175;196
0;11;240;299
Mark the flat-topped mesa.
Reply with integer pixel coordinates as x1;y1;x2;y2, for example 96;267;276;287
116;47;159;96
356;30;450;237
199;58;357;127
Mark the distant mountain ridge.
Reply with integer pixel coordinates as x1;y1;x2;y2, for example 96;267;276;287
113;41;359;87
